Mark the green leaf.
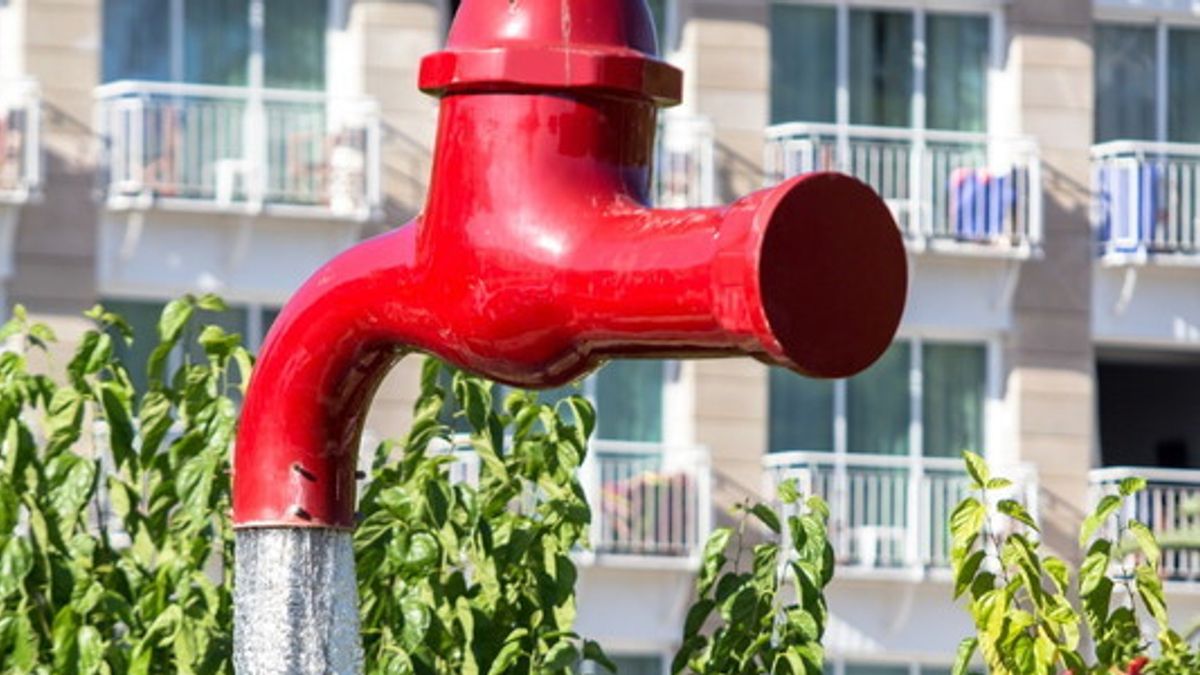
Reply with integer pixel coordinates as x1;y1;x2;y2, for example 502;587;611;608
950;497;986;549
963;451;989;489
954;550;986;600
1118;477;1147;498
749;503;781;534
583;640;616;673
1080;494;1123;547
1126;520;1161;567
951;637;978;675
158;298;194;344
997;499;1039;532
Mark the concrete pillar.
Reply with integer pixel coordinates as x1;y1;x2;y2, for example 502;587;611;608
1003;0;1096;558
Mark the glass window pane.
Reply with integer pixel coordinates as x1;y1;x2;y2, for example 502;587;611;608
102;0;171;82
577;656;660;675
926;14;989;132
845;665;910;675
1170;28;1200;143
770;4;837;124
595;360;664;443
646;0;668;50
261;307;282;345
768;368;834;453
264;0;327;90
847;342;910;455
104;299;166;394
184;0;249;86
922;343;986;458
1095;24;1156;142
850;9;913;127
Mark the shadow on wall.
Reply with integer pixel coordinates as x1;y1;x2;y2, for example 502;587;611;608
11;100;102;316
367;120;434;236
715;138;767;204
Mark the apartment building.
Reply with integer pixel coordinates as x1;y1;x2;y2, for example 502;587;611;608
2;0;1200;673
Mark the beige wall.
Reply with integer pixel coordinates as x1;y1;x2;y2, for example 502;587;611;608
10;0;102;356
1005;0;1096;558
356;0;445;441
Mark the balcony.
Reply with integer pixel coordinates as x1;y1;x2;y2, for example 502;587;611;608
445;439;712;566
654;114;716;208
1090;467;1200;582
95;80;381;220
765;123;1043;257
0;79;40;203
764;452;1038;575
1092;141;1200;265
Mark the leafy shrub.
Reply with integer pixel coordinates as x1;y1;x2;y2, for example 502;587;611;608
672;481;834;675
0;299;833;674
950;452;1200;675
0;297;244;673
355;359;612;673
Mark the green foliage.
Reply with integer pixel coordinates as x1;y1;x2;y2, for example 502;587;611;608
950;452;1200;675
355;359;613;674
671;479;834;675
0;295;247;674
0;300;821;674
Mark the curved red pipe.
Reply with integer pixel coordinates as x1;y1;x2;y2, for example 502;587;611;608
233;1;908;529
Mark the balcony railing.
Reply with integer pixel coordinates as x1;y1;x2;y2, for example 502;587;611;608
442;439;712;562
95;80;381;219
766;123;1043;255
654;114;716;208
764;452;1038;572
1092;141;1200;261
1090;466;1200;581
0;79;41;201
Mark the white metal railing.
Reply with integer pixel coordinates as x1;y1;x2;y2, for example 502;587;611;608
766;123;1043;253
1090;466;1200;581
0;79;41;200
442;438;712;560
95;80;381;219
1092;141;1200;259
764;451;1038;571
655;114;716;208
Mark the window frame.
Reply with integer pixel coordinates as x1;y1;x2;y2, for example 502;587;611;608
103;0;332;91
441;0;679;57
1093;11;1200;144
769;0;1004;132
767;334;1000;462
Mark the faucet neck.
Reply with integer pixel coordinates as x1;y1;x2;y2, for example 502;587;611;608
422;92;657;244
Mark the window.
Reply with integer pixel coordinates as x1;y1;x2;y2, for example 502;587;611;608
770;5;837;125
442;360;667;444
578;655;662;675
594;360;666;443
849;10;913;128
769;340;988;457
102;0;326;88
927;14;989;132
1096;23;1200;143
846;342;910;456
1168;28;1200;143
1095;25;1156;143
770;7;990;132
103;299;278;393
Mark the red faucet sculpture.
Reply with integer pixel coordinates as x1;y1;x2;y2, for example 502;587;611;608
233;0;906;532
232;1;905;666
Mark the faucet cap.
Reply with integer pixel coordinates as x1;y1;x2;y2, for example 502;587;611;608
419;0;682;105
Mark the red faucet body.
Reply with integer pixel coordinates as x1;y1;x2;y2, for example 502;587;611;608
233;0;908;529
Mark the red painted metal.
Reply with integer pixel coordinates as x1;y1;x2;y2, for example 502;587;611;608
233;0;907;529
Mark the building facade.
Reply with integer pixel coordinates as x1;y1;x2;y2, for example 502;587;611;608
2;0;1200;672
